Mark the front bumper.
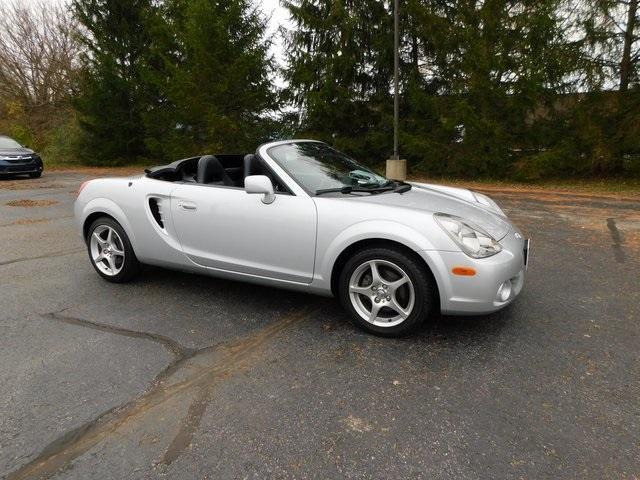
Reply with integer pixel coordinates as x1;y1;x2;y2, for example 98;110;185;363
0;159;43;175
422;230;528;315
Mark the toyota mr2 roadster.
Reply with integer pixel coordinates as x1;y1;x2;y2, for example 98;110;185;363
74;140;529;336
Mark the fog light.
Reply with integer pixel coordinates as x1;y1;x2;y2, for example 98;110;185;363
497;280;512;302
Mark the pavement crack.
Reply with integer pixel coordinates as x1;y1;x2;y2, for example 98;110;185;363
606;217;626;263
6;307;312;480
43;311;193;360
0;249;81;267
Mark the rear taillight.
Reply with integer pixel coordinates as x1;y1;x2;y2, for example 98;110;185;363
77;181;90;197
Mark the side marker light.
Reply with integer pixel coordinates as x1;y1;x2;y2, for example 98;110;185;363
452;266;477;276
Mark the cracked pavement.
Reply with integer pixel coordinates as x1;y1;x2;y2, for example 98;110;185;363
1;172;639;479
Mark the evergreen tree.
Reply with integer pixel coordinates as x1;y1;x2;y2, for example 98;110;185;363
284;0;584;176
73;0;154;164
582;0;639;91
143;0;277;160
283;0;394;161
421;0;585;176
543;0;640;175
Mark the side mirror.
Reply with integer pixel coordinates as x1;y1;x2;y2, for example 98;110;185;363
245;175;275;204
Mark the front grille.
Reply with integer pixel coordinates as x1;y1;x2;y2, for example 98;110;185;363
4;165;36;172
5;157;33;164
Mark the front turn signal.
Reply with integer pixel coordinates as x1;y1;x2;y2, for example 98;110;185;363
452;266;477;276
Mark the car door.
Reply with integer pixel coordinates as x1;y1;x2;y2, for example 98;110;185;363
170;184;317;283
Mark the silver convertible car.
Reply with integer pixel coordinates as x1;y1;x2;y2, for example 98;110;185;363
75;140;529;336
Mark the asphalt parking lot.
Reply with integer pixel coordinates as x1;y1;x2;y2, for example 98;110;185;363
1;171;639;479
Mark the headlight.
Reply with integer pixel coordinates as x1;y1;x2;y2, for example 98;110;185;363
434;213;502;258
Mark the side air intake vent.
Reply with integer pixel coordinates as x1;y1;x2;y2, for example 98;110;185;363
149;198;164;229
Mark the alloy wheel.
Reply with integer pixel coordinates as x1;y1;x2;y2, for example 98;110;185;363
348;259;415;327
89;225;125;276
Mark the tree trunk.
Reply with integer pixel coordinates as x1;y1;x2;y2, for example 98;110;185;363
620;0;638;91
411;32;419;75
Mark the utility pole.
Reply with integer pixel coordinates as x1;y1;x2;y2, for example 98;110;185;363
386;0;407;180
393;0;400;160
620;0;638;91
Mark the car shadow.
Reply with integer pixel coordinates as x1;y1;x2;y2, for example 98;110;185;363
136;265;512;347
136;264;321;306
416;310;511;345
0;174;36;182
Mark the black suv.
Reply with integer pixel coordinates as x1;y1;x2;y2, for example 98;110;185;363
0;135;44;178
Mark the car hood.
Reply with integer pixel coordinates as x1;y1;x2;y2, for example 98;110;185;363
0;147;35;157
350;182;511;240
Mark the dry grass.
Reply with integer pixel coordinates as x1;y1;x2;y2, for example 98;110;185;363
411;176;640;200
47;165;144;177
0;181;64;191
43;165;640;198
6;199;59;207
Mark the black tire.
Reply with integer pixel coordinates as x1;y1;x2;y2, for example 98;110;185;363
337;246;435;337
29;172;42;178
86;217;140;283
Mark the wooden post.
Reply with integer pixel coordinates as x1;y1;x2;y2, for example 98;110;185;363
386;0;407;180
386;158;406;180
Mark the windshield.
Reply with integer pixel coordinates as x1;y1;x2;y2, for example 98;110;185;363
0;136;23;149
267;142;390;194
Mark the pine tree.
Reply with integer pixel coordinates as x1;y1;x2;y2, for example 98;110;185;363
143;0;277;160
283;0;394;161
414;0;586;176
73;0;154;165
583;0;639;91
284;1;585;176
537;0;640;176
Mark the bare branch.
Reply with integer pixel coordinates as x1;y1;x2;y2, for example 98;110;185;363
0;0;82;108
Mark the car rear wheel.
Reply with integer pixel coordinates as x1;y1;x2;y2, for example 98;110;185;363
29;172;41;178
87;217;140;283
338;247;434;336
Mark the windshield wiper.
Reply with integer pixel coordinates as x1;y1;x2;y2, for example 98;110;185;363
315;185;394;196
356;185;395;193
394;181;412;193
315;186;355;195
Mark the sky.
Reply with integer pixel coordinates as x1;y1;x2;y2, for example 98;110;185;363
260;0;292;67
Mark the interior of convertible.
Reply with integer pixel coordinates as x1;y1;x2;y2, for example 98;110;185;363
146;154;290;193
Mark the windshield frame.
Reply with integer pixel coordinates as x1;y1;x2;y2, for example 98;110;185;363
265;141;391;197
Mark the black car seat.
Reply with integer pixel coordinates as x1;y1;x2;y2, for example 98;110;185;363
243;153;259;181
243;153;287;192
197;155;234;186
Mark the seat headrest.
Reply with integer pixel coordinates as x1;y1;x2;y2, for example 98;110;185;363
244;154;258;178
197;155;226;184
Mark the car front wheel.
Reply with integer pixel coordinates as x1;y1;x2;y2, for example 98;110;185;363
87;217;140;283
338;247;434;336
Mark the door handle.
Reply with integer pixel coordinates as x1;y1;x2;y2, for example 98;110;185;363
179;201;197;211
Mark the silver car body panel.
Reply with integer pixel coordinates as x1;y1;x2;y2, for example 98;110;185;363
75;140;527;314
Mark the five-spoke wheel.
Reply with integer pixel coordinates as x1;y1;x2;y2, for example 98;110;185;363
339;246;434;336
87;217;140;283
90;225;126;276
348;260;415;327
